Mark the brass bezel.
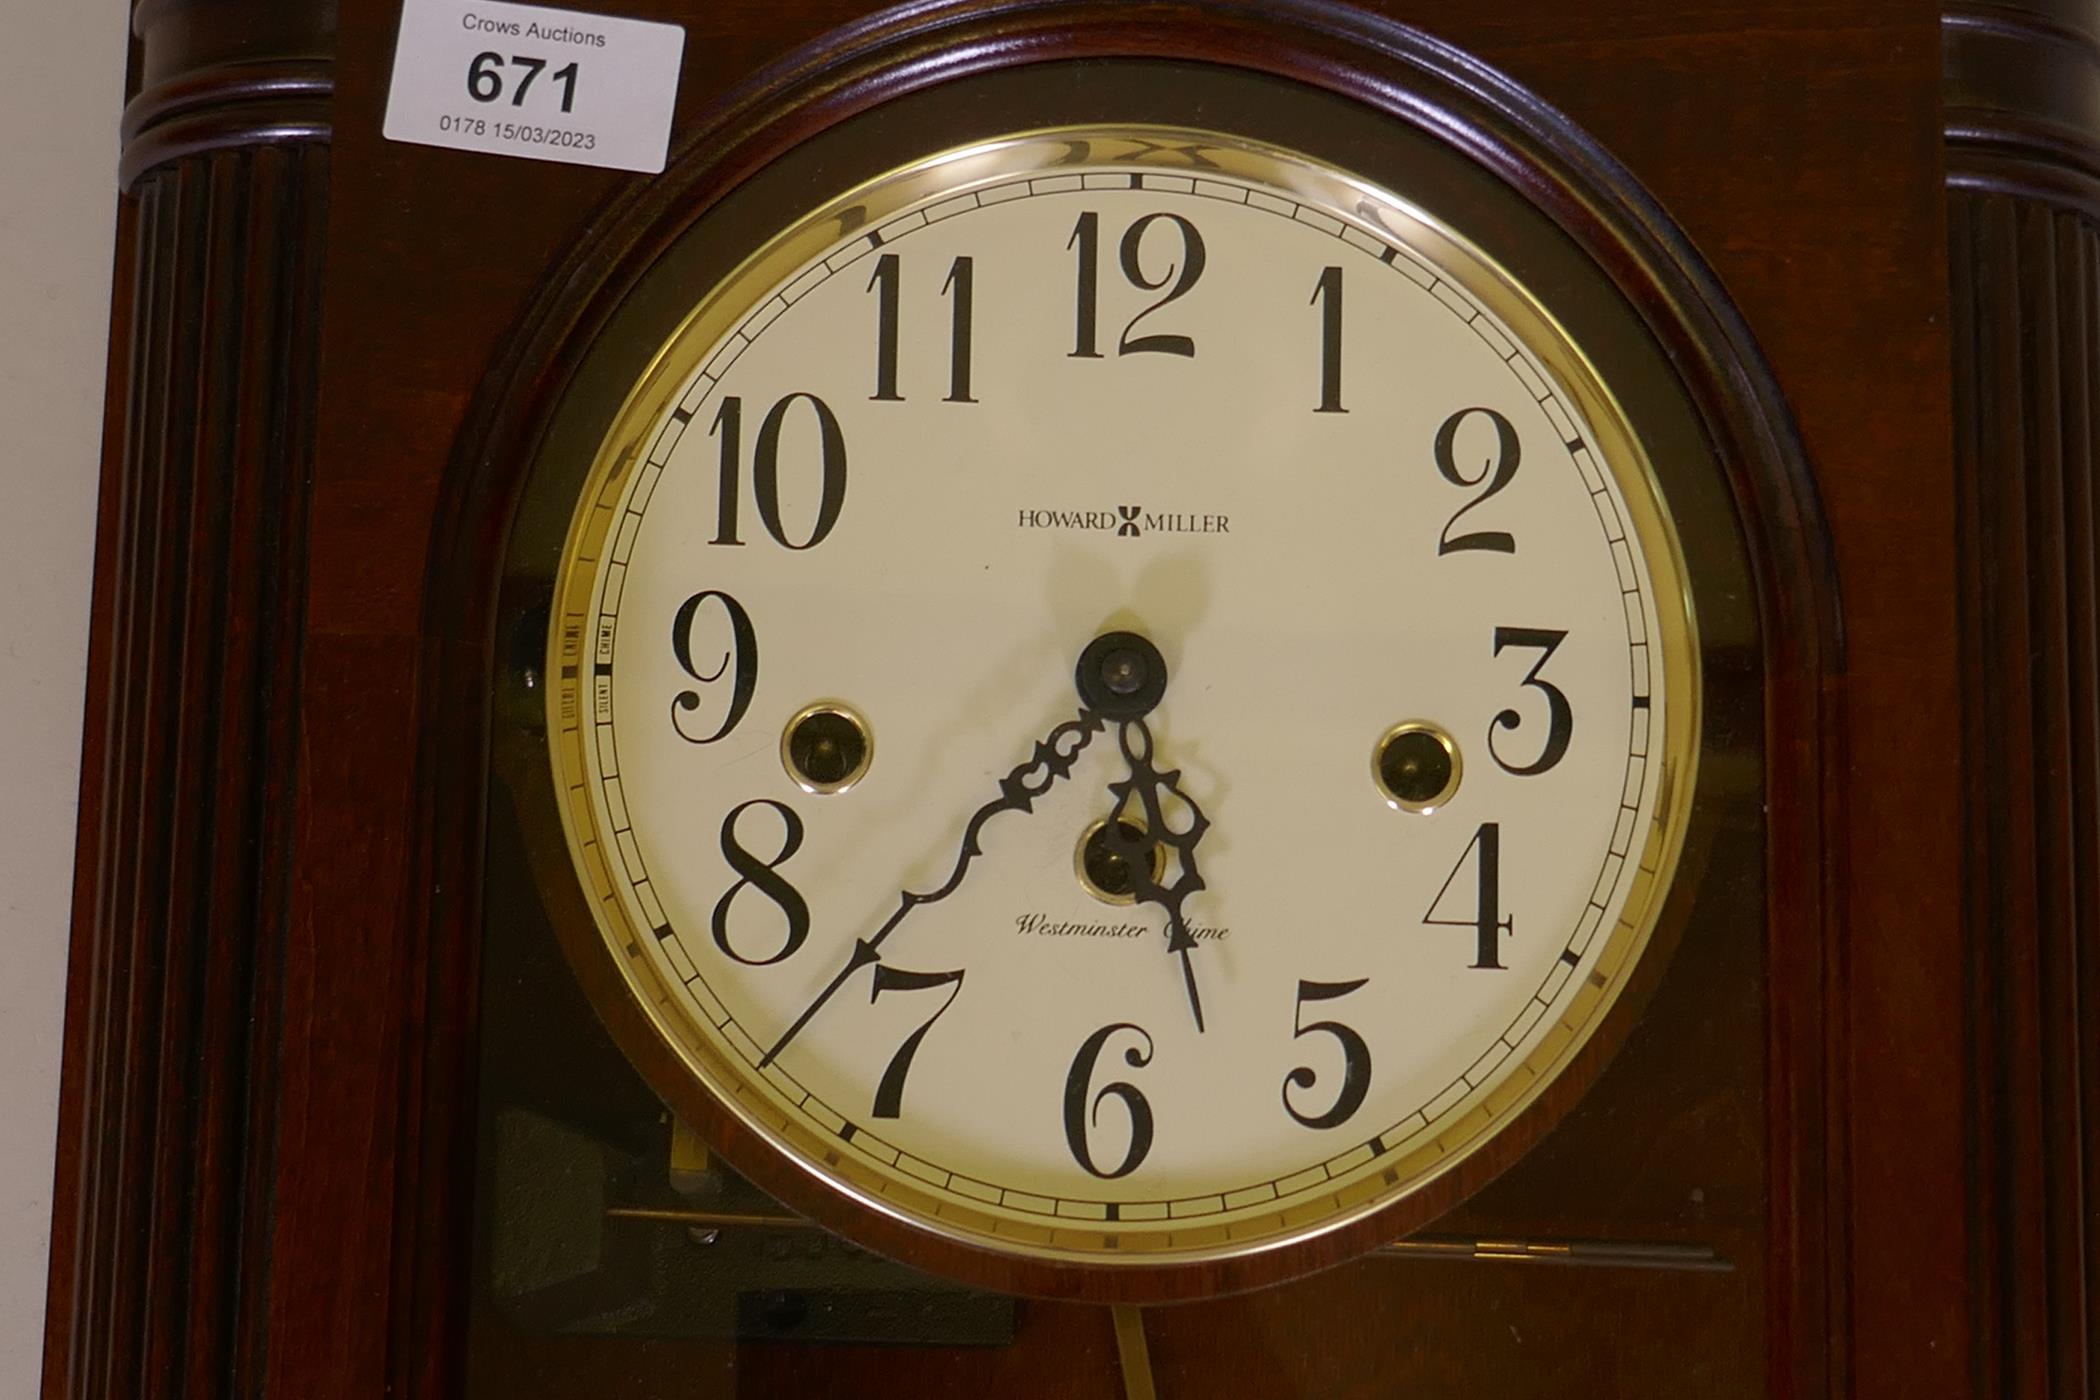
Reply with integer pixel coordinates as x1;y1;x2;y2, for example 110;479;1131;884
544;125;1703;1269
779;700;875;795
1371;720;1464;814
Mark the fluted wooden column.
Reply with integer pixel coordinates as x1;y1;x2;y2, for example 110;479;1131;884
1947;3;2100;1395
40;5;332;1397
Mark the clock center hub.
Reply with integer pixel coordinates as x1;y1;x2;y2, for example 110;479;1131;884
1076;631;1167;719
1075;816;1166;905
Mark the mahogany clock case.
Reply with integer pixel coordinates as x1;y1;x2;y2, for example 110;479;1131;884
52;0;2005;1395
476;47;1764;1370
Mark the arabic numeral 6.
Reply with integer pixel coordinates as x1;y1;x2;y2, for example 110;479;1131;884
467;52;579;113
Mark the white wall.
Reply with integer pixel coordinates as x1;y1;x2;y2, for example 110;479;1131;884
0;3;127;1394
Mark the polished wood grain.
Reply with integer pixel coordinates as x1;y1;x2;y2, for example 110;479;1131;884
44;0;1986;1394
1948;3;2100;1395
120;0;333;191
41;3;333;1389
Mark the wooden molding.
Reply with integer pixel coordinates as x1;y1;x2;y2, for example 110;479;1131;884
1948;2;2100;1396
120;0;334;190
43;3;335;1394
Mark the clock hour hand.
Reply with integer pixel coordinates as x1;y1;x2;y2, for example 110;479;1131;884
1072;632;1210;1034
759;704;1107;1067
1104;716;1211;1034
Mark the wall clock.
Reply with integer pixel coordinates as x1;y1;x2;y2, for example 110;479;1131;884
43;0;2097;1395
516;99;1710;1301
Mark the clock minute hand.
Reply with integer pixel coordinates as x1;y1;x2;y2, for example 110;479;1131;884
759;706;1107;1068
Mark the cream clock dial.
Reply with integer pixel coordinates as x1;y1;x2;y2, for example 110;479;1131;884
548;127;1698;1263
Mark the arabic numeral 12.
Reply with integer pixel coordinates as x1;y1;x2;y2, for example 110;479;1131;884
467;52;579;113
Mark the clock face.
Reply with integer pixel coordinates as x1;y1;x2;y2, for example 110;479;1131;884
547;127;1698;1268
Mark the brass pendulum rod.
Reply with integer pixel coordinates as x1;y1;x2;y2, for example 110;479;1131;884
1111;1305;1158;1400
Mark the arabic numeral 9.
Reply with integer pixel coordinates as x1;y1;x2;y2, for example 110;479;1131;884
467;52;580;113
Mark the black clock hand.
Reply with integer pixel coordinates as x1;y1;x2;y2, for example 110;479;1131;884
759;706;1106;1067
1072;631;1210;1033
1104;716;1211;1034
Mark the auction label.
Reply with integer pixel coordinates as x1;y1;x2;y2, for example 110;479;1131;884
385;0;684;173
